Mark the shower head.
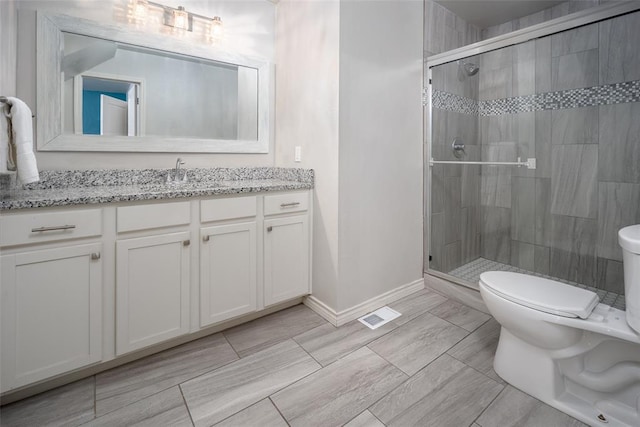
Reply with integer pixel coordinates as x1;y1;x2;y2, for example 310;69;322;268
458;60;479;77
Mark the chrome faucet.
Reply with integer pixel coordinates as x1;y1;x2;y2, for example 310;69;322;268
167;157;187;183
175;157;184;178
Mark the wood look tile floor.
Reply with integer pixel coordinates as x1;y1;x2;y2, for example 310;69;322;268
0;289;587;427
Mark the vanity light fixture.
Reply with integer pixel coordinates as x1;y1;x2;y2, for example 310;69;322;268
126;1;224;41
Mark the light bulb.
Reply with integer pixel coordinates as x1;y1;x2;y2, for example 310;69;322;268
173;6;189;31
134;0;148;21
207;16;223;43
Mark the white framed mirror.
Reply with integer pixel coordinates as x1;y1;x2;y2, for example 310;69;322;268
37;12;270;153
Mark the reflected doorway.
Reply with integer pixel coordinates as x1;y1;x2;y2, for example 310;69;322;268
73;73;143;136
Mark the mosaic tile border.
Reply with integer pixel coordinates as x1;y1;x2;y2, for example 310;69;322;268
432;79;640;116
431;90;478;115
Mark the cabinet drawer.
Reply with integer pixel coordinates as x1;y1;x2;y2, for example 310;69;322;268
264;192;309;216
0;209;102;247
201;196;257;223
117;201;190;233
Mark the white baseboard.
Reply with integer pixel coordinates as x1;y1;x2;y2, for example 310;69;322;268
304;278;425;326
302;295;338;325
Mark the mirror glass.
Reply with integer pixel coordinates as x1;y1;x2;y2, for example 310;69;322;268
62;32;258;141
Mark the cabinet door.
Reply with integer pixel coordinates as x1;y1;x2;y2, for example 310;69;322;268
0;243;102;392
264;215;310;306
116;232;190;355
200;222;257;327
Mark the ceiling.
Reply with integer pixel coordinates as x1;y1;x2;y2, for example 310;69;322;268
434;0;565;29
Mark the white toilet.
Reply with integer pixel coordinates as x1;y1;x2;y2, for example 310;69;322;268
479;224;640;427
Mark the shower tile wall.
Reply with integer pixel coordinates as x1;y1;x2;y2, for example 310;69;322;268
431;62;481;273
477;42;535;268
477;11;640;294
480;0;600;40
431;115;480;271
426;0;481;272
424;0;480;57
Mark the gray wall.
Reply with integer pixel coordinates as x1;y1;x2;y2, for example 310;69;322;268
276;0;424;313
424;0;481;57
337;0;423;311
275;0;340;309
480;0;600;39
0;0;17;98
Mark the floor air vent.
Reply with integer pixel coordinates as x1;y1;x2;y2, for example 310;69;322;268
358;306;401;330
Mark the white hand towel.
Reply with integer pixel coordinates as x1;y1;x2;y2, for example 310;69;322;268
6;97;39;184
0;109;9;173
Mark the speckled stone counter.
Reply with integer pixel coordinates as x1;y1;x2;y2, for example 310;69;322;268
0;167;314;210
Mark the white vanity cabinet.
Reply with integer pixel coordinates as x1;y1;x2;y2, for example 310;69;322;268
263;192;311;306
115;202;191;356
0;209;103;393
0;187;312;395
199;197;257;327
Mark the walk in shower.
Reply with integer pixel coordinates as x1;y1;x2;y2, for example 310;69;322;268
426;2;640;310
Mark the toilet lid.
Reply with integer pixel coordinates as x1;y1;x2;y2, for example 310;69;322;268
479;271;599;319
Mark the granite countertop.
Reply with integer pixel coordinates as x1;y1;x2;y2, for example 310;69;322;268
0;167;314;210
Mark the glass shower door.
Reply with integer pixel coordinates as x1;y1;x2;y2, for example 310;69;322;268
427;15;640;310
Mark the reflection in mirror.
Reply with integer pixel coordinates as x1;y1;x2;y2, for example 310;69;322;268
61;32;259;141
73;75;141;136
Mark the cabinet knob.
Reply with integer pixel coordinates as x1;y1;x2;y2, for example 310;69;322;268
203;235;210;242
267;226;273;232
91;252;101;260
183;240;191;246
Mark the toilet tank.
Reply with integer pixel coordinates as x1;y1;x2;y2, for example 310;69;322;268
619;225;640;334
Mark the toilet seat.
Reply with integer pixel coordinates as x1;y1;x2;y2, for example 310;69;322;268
619;224;640;253
480;272;599;319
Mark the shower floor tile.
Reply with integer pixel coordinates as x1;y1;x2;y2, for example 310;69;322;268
448;257;626;311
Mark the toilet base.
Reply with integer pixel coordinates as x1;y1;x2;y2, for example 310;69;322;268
494;328;640;427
